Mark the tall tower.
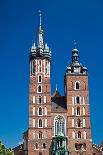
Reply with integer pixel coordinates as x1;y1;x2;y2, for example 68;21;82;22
65;47;92;155
27;11;52;155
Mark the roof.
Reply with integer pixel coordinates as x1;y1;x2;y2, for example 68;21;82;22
51;91;67;112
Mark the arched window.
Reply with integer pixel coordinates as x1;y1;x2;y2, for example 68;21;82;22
38;60;42;73
77;107;81;116
78;131;81;139
77;119;81;127
55;115;65;136
39;107;42;115
39;131;42;139
76;96;80;104
76;82;80;90
43;143;46;149
39;119;42;127
38;85;42;93
35;143;38;149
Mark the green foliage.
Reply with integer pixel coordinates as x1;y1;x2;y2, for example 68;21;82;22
0;141;14;155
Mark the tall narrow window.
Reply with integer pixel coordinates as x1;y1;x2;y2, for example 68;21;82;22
75;82;80;90
39;131;42;139
38;96;42;104
38;107;42;116
38;85;42;93
39;119;42;128
38;75;42;83
77;107;81;116
45;60;48;75
78;131;81;139
77;119;81;128
35;143;38;149
38;60;42;73
55;115;65;136
43;143;46;149
76;96;80;104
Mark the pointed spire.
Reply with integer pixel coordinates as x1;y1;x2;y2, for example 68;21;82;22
38;10;42;29
37;10;44;48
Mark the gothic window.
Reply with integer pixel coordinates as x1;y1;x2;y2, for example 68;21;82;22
38;107;42;116
38;75;42;83
38;60;42;73
77;107;81;116
43;143;46;149
75;82;80;90
45;60;48;75
76;96;80;104
55;115;65;136
77;119;81;127
38;85;42;93
39;119;42;128
34;143;38;149
39;131;42;139
31;60;35;75
38;96;42;104
78;131;81;139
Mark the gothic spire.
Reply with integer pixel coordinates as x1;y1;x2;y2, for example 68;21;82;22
38;10;44;48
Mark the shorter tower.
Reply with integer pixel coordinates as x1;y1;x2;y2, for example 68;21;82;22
65;47;92;155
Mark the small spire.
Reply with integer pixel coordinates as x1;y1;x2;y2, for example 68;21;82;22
38;10;42;28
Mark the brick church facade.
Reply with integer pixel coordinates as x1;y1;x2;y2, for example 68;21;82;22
13;12;103;155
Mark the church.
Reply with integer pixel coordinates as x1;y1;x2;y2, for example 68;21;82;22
13;12;103;155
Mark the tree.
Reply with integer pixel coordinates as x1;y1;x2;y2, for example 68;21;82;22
0;140;14;155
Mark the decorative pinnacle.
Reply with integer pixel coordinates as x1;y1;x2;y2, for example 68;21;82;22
38;10;42;28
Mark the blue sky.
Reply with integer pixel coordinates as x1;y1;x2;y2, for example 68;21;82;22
0;0;103;148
